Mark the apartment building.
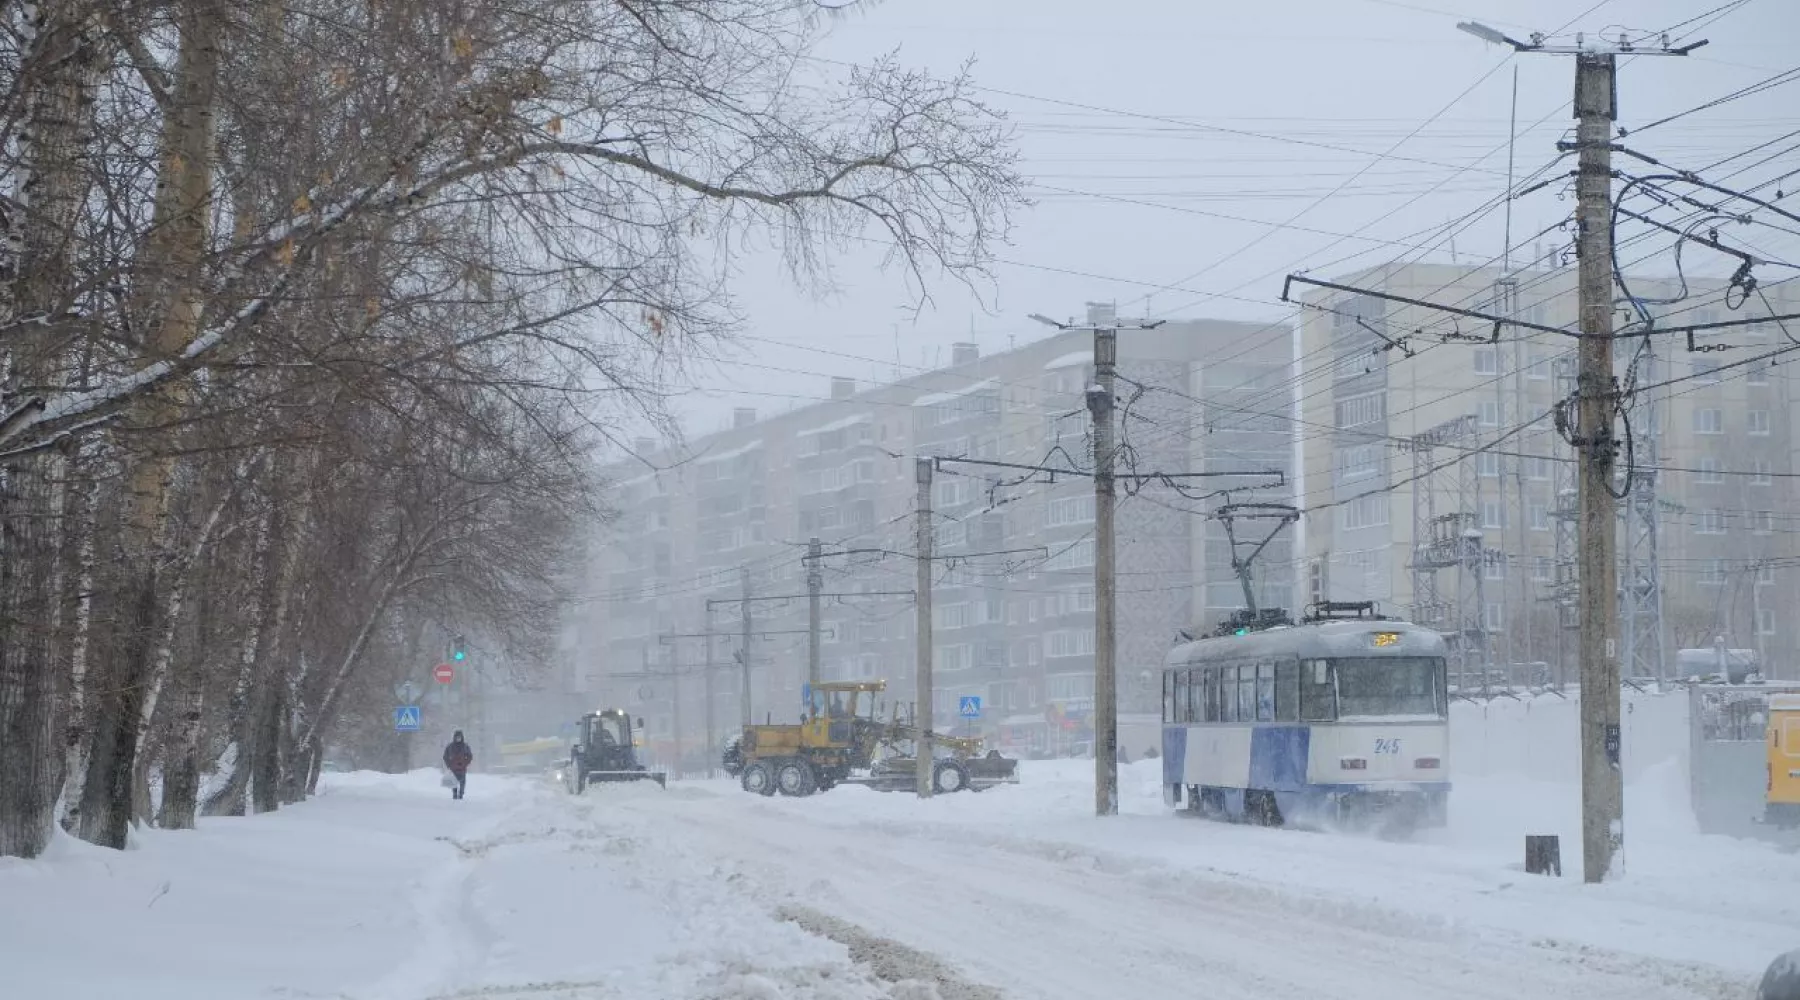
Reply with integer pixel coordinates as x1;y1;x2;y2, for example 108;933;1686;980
1299;261;1800;682
572;306;1298;765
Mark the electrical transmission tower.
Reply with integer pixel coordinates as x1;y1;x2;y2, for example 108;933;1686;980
1404;414;1491;693
1619;342;1668;684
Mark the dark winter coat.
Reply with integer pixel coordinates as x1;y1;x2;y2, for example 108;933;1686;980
443;740;473;774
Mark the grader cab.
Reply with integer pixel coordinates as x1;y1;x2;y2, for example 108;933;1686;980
735;680;1018;797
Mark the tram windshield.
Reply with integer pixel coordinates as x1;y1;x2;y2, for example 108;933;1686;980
1333;657;1446;718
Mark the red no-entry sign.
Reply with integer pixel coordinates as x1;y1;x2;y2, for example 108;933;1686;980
433;663;455;684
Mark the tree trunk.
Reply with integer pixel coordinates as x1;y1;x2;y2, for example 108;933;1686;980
203;505;279;817
251;681;283;815
0;3;104;861
79;0;223;849
158;582;214;830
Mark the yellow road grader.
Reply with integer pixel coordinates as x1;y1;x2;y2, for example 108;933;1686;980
734;680;1018;797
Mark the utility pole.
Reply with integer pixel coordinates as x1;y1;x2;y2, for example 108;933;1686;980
1572;50;1624;887
914;458;934;799
1456;18;1705;885
807;537;823;690
702;615;717;778
666;628;683;780
739;566;752;728
1029;308;1165;817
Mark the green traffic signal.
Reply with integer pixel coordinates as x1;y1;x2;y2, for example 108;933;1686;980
453;650;466;661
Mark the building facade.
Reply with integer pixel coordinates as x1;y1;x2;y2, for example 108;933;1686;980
573;307;1298;767
1299;262;1800;685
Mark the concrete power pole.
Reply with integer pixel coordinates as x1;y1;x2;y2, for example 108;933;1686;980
1456;17;1704;883
703;614;717;778
739;567;752;728
807;536;823;690
1573;51;1625;886
914;458;935;799
1028;306;1164;817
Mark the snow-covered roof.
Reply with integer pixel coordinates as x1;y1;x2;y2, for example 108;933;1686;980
696;439;764;465
797;412;873;437
1043;351;1090;371
913;377;998;409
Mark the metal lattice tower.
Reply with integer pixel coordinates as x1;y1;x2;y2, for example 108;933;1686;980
1619;346;1668;683
1548;354;1580;690
1405;414;1489;692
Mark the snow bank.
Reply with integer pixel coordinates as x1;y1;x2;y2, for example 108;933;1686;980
0;770;941;1000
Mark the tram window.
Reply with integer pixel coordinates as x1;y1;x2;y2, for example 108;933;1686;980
1237;665;1256;722
1275;661;1299;722
1334;657;1445;717
1173;671;1190;724
1202;668;1218;722
1256;663;1275;721
1186;670;1204;723
1162;672;1176;723
1300;658;1336;721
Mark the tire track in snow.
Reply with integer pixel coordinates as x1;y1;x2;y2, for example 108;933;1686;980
640;786;1752;1000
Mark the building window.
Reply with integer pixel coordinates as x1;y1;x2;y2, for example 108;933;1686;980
1749;363;1771;386
1334;393;1385;429
1483;602;1504;631
1478;400;1500;427
1692;358;1720;384
1758;608;1776;636
1045;629;1095;658
1481;500;1505;529
1697;509;1727;534
1338;493;1388;530
1757;563;1775;585
1474;348;1497;374
1527;454;1553;480
1748;410;1771;436
1694;408;1723;435
1701;560;1727;586
1529;502;1549;531
1752;459;1773;485
1752;510;1774;534
1528;353;1550;380
1478;451;1500;477
1484;558;1505;581
1697;457;1722;484
1045;494;1095;527
1532;556;1553;582
1334;444;1380;484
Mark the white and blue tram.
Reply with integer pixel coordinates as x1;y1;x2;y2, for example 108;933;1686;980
1160;606;1450;830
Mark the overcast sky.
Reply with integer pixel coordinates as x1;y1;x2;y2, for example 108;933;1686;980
639;0;1799;443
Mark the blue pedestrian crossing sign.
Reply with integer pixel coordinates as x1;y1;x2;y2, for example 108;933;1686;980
958;696;982;719
394;705;422;732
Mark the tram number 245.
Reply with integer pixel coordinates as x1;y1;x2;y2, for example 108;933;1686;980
1373;738;1403;755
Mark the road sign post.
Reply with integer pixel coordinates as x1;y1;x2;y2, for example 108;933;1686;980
394;705;422;732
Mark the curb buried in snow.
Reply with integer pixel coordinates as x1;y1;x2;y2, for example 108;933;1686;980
776;904;1006;1000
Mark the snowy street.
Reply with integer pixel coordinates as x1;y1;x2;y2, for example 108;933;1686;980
5;758;1796;1000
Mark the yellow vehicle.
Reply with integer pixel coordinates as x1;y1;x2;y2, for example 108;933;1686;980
737;680;1018;797
1768;694;1800;828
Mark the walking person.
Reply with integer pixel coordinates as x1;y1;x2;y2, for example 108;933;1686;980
443;730;474;800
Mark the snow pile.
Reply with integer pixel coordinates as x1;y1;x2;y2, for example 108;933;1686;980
0;772;933;1000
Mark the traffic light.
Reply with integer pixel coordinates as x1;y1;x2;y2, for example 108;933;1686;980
451;634;467;661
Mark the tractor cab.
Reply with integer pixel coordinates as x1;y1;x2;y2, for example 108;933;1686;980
567;708;666;792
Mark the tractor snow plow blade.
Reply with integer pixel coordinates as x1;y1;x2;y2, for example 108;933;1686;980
577;770;667;791
964;754;1020;790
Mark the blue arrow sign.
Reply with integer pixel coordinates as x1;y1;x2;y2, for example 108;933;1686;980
801;683;812;708
958;696;982;719
394;705;422;732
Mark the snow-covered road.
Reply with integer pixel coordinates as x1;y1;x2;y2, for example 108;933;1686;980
3;760;1795;999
